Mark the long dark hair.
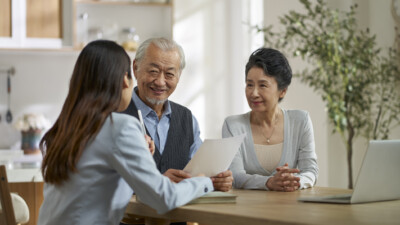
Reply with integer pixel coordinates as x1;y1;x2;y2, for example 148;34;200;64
41;40;132;185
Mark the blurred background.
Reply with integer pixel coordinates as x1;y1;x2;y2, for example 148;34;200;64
0;0;399;188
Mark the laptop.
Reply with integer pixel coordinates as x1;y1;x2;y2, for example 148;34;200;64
298;140;400;204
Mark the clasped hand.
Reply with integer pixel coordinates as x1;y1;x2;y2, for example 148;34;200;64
266;163;300;192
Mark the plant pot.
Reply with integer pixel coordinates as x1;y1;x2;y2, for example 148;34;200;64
21;129;42;155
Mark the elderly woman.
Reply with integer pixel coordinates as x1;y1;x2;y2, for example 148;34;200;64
222;48;318;192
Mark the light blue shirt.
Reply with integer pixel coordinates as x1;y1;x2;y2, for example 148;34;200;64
132;87;202;159
38;113;213;225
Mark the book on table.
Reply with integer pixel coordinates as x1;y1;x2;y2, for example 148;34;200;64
188;191;237;204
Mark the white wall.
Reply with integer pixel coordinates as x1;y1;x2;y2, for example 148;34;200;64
171;0;262;139
0;51;78;149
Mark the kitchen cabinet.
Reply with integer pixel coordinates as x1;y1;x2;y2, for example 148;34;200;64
0;0;11;37
26;0;62;38
0;0;63;49
0;0;173;51
73;0;173;50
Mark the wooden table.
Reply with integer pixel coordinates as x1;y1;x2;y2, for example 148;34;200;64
124;187;400;225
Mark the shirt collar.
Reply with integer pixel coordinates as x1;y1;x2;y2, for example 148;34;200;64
132;86;172;118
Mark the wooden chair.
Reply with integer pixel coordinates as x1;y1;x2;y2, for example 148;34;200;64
0;165;29;225
0;165;16;225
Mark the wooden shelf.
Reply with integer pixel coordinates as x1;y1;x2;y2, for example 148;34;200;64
0;47;77;52
0;48;137;59
75;0;172;6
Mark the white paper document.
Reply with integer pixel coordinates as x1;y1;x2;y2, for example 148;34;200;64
183;134;246;177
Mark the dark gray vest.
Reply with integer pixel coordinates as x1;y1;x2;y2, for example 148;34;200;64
121;99;194;173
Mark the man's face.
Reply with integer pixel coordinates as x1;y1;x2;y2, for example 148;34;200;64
133;44;181;109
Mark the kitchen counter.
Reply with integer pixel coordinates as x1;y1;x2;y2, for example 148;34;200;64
7;168;43;182
2;151;43;182
1;150;44;225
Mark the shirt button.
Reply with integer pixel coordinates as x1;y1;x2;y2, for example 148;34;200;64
204;187;208;192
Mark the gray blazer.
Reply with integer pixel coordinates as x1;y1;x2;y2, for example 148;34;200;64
222;109;318;190
38;113;213;225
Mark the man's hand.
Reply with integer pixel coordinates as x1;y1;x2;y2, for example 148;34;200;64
163;169;191;183
211;170;233;192
266;163;300;192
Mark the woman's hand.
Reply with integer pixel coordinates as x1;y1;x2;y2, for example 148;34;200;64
266;163;300;192
145;134;155;155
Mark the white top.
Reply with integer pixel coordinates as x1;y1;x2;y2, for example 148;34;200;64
222;109;318;190
254;143;283;172
38;113;213;225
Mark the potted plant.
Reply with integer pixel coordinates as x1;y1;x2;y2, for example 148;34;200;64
256;0;400;188
13;113;51;154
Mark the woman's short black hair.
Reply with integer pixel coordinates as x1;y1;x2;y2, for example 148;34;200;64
245;48;292;91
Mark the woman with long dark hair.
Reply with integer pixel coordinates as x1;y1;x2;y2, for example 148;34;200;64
38;40;213;225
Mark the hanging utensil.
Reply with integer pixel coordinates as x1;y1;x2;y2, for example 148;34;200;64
6;71;12;123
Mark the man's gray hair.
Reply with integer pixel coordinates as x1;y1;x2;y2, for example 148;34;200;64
135;37;186;72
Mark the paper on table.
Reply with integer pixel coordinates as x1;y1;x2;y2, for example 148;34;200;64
183;134;246;177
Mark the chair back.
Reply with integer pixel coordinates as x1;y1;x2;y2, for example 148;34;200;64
0;165;17;225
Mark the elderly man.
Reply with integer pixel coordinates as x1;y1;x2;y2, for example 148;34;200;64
122;37;233;192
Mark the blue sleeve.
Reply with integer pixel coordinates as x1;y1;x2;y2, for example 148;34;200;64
109;117;213;214
189;114;203;159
